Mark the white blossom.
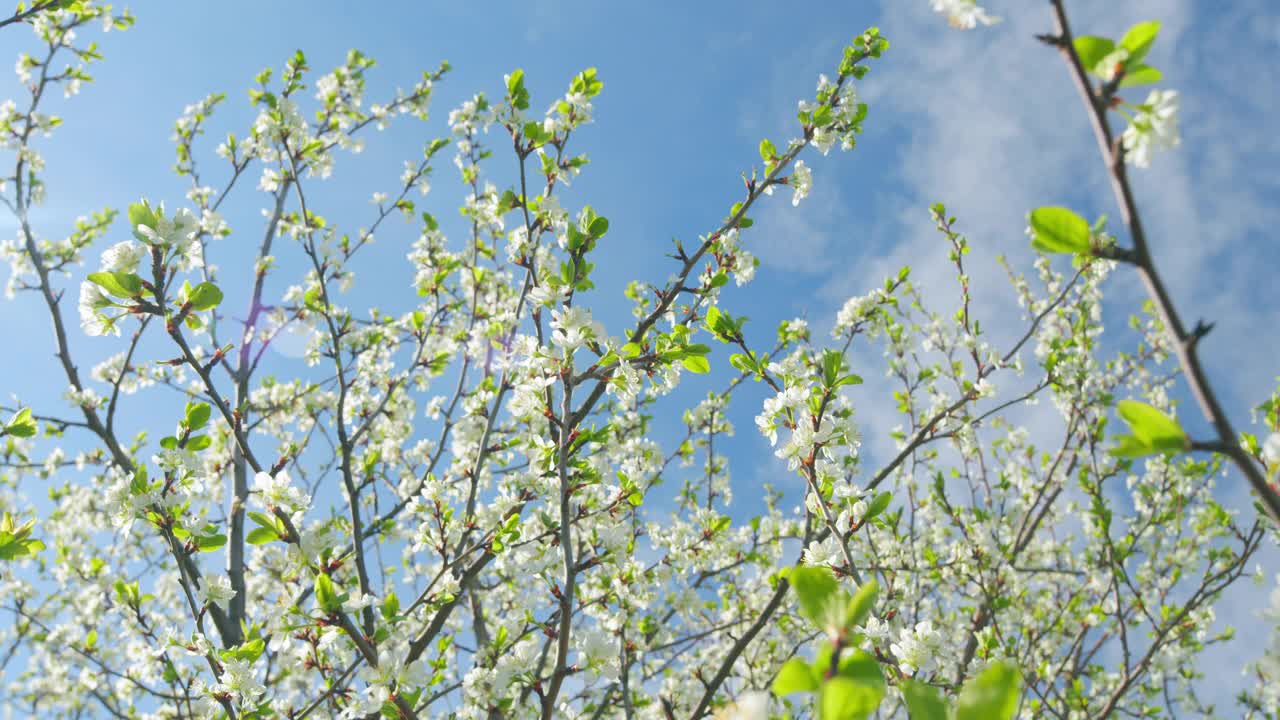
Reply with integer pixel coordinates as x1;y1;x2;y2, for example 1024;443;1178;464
929;0;1000;29
1122;89;1180;169
196;573;236;610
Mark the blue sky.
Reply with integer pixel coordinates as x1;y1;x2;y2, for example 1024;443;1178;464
3;0;1279;710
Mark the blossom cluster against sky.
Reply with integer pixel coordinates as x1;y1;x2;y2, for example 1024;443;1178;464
2;0;1279;704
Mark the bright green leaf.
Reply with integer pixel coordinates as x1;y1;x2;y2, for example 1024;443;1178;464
772;657;819;696
1119;21;1160;66
1108;434;1154;458
820;672;885;720
759;138;777;162
1028;207;1091;255
127;201;157;232
87;271;144;298
246;527;278;545
1119;64;1162;87
1073;36;1115;76
844;579;878;630
185;403;211;431
865;491;892;521
5;408;37;438
234;637;266;662
902;680;949;720
834;374;863;389
956;662;1021;720
790;566;839;629
314;573;342;614
382;592;400;620
729;353;757;375
195;533;227;552
1116;400;1188;453
682;356;711;374
187;282;223;311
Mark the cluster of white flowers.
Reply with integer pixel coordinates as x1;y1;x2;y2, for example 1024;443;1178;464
1264;433;1280;466
196;572;236;610
715;691;769;720
134;203;201;263
252;470;310;514
833;287;890;337
77;281;117;337
889;620;942;675
714;227;757;286
789;159;813;206
549;305;605;355
929;0;1000;29
1122;89;1180;168
800;73;861;154
99;240;145;273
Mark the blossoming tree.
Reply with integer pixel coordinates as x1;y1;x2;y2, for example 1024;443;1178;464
2;1;1279;719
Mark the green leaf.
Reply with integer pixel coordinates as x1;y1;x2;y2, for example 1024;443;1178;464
1119;64;1162;87
772;657;819;696
956;662;1021;720
0;514;42;562
381;592;401;621
247;512;276;530
185;403;211;431
195;533;227;551
790;566;839;629
233;637;266;662
681;356;711;374
822;349;844;388
729;353;758;375
87;271;143;298
570;67;603;98
1108;434;1153;458
834;374;863;389
1028;207;1091;255
506;68;525;95
1115;400;1188;454
127;201;157;232
1073;36;1115;76
834;650;885;691
864;491;892;521
1119;21;1160;66
820;665;886;720
187;282;223;311
843;579;878;629
0;537;43;561
902;680;949;720
303;286;326;312
704;306;731;340
588;216;609;239
811;104;833;128
5;408;37;438
759;138;777;162
314;573;341;613
246;527;278;545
